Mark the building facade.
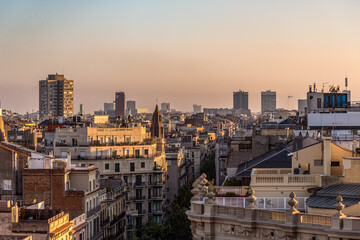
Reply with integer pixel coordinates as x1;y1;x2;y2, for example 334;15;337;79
126;101;136;116
233;90;249;110
261;90;276;113
115;92;125;118
39;74;74;119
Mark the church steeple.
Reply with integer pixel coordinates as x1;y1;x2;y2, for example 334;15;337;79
151;105;164;138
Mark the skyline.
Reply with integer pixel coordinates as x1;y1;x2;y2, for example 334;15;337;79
1;0;360;114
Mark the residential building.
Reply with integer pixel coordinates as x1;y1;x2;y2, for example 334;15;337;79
0;142;33;201
69;167;103;240
215;141;228;185
7;129;37;150
115;92;125;118
45;125;146;156
233;90;249;110
39;73;74;119
298;99;307;116
165;147;190;204
99;179;126;240
71;149;167;239
261;90;276;113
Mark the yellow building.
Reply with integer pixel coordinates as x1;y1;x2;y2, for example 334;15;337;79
48;212;74;240
251;137;359;197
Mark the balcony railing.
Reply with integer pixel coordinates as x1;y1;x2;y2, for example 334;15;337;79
252;168;292;175
214;197;308;210
134;182;147;187
251;174;322;187
87;205;101;218
128;196;146;201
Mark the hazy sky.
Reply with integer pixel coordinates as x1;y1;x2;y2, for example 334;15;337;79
1;0;360;114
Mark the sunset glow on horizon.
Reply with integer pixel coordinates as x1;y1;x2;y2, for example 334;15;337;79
1;0;360;113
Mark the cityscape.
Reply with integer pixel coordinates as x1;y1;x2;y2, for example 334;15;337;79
1;1;360;240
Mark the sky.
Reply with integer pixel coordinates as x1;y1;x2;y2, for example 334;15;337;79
0;0;360;114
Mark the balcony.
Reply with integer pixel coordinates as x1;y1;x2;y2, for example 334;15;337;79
151;181;163;186
153;166;164;171
134;182;147;187
101;218;110;227
87;205;101;218
128;196;146;201
110;212;125;226
151;195;164;200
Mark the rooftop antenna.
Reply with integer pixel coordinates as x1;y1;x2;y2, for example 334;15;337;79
322;82;328;92
345;75;348;90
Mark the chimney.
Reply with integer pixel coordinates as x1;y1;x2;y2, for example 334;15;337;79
323;137;332;176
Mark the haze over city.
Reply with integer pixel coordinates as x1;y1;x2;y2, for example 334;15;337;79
1;0;360;113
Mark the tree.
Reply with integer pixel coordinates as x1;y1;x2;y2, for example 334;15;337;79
173;183;193;209
137;183;194;240
200;151;216;181
136;218;167;240
223;177;242;186
166;204;192;240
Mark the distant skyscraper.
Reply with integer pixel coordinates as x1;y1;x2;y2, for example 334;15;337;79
126;100;136;115
39;73;74;119
161;102;170;112
104;102;115;116
261;90;276;113
233;90;249;110
193;104;202;113
115;92;125;117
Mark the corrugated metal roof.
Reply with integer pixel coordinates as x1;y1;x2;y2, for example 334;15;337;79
306;183;360;209
306;196;360;209
316;183;360;198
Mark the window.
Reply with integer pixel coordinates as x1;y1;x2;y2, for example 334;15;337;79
115;163;120;172
105;163;110;170
124;176;128;183
141;162;145;168
136;175;142;185
148;202;152;213
331;161;340;167
136;189;142;199
135;149;140;158
130;162;135;172
145;149;149;155
317;98;322;108
89;181;92;191
314;160;323;166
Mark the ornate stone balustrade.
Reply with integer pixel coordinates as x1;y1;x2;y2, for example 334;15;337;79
187;175;360;240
